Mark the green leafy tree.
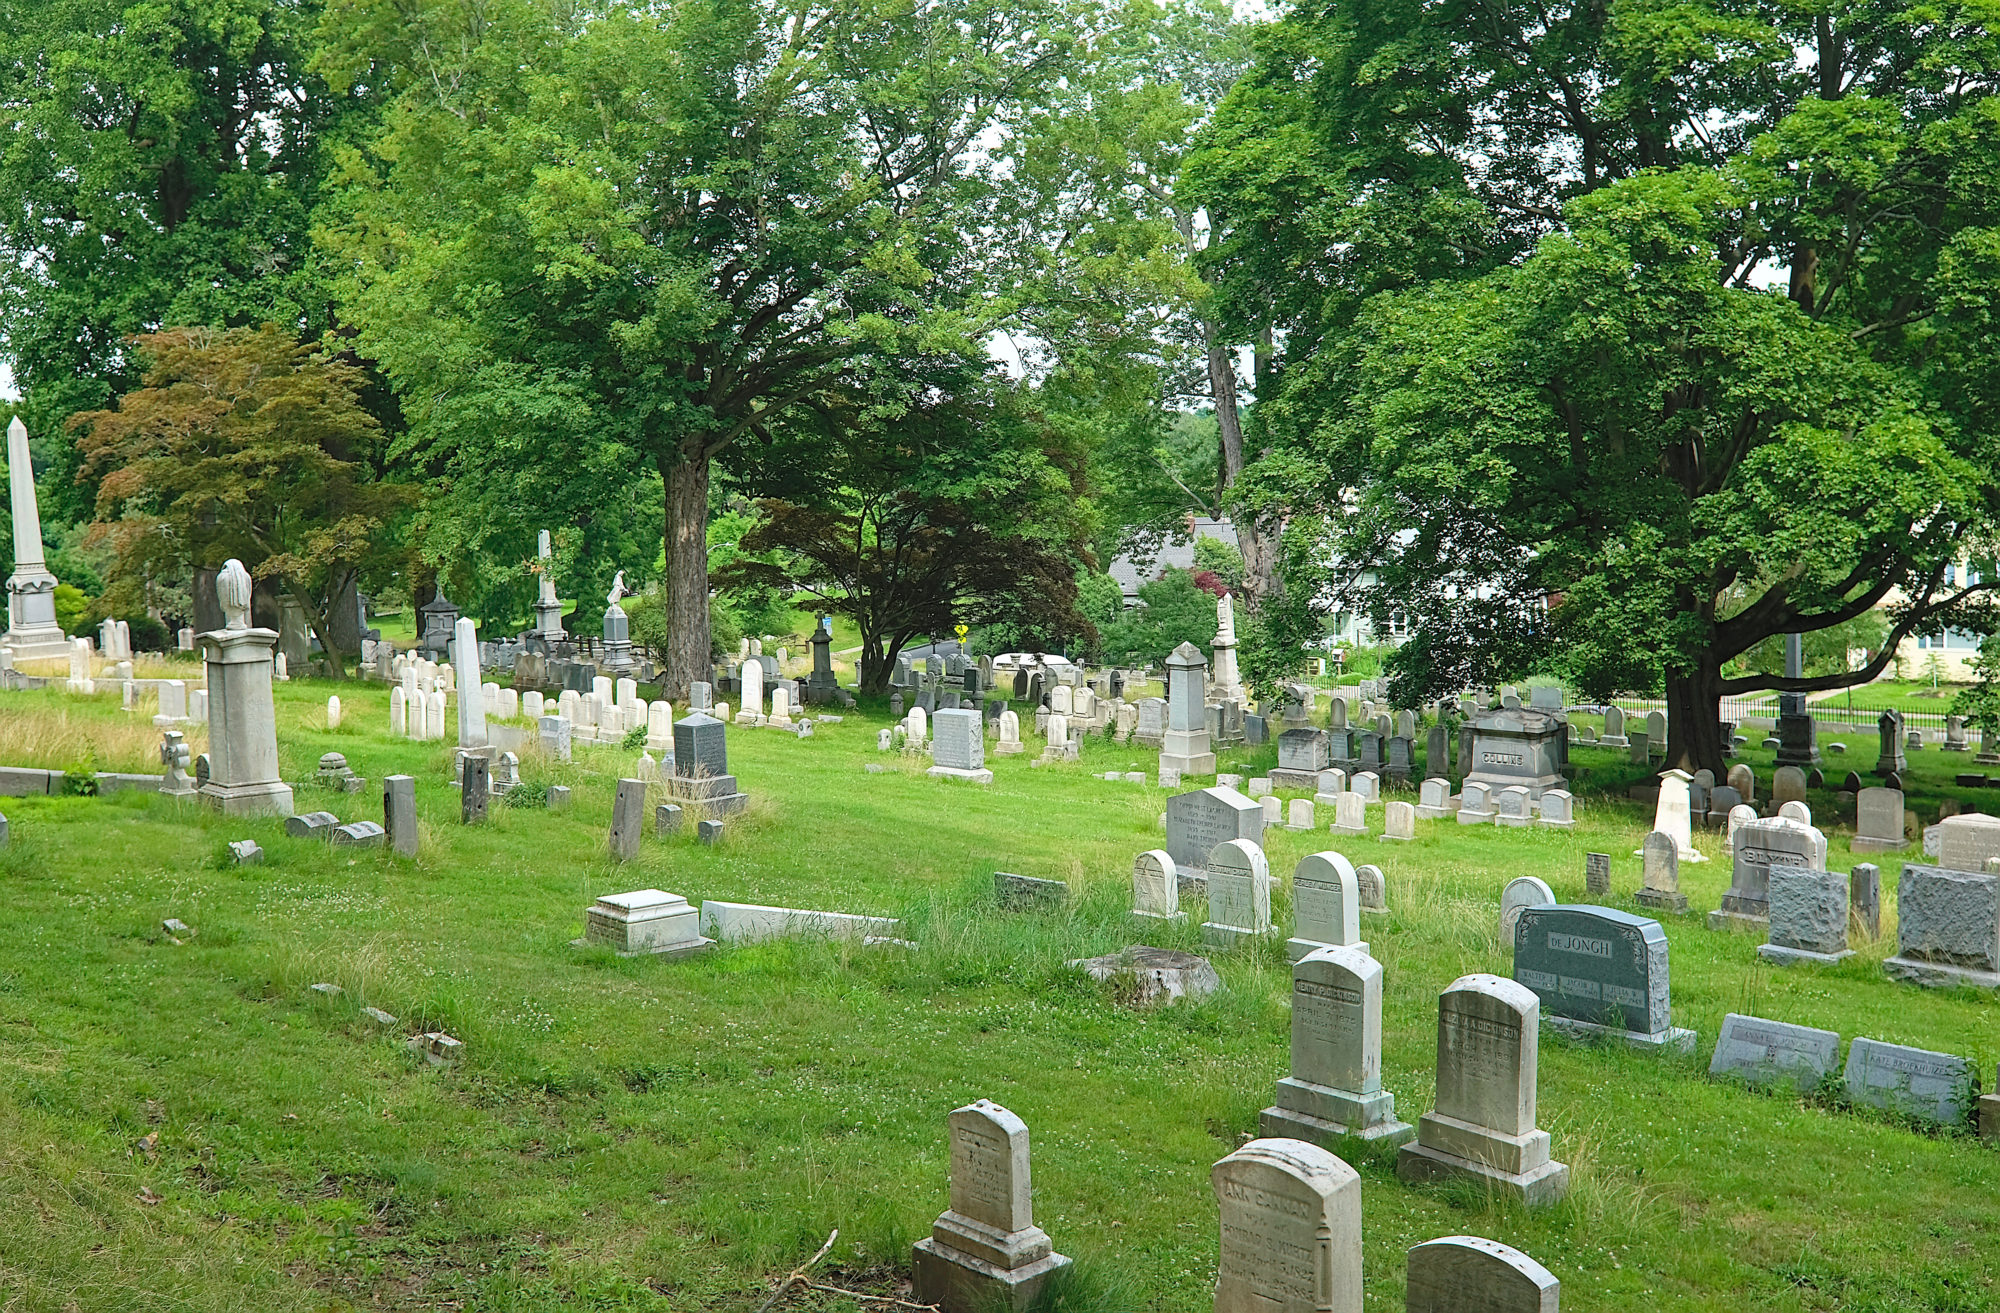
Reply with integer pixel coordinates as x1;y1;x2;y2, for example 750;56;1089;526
1200;0;2000;772
0;0;373;521
1098;567;1222;667
68;326;410;676
1953;643;2000;732
717;378;1093;693
322;0;1080;698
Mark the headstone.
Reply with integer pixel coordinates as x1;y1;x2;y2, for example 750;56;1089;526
1640;768;1703;862
1514;905;1693;1050
1844;1038;1977;1126
995;872;1069;910
1936;813;2000;872
1288;851;1367;962
1287;798;1315;831
1600;705;1629;746
697;818;723;844
331;821;385;847
547;785;569;809
194;560;295;818
1164;787;1264;885
461;755;489;824
1850;862;1881;938
665;712;748;815
1349;771;1380;803
581;889;709;957
1711;816;1825;931
1876;709;1908;776
1405;1237;1560;1313
1272;727;1331;788
1883;864;2000;989
285;811;339;840
1211;1137;1362;1313
1494;786;1532;828
655;803;684;836
1456;781;1494;824
1382;799;1416;841
1757;865;1853;965
1396;974;1569;1205
928;708;992;783
1499;877;1554;945
227;839;261;865
1202;838;1274;948
911;1101;1070;1312
1636;831;1686;913
1356;864;1386;913
1132;849;1181;920
1708;1013;1841;1090
1259;947;1413;1150
1585;852;1610;896
383;775;418;857
608;779;646;860
1417;777;1453;821
1330;792;1367;837
1628;729;1649;764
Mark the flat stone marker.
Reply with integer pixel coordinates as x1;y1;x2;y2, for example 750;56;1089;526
1883;864;2000;989
228;839;262;865
912;1100;1070;1313
285;811;340;841
1844;1037;1977;1126
1132;849;1181;920
580;888;710;957
1499;876;1553;945
1067;945;1217;1005
1203;838;1274;949
1758;865;1853;965
1212;1137;1362;1313
461;755;489;824
1405;1236;1559;1313
383;774;418;857
608;779;646;860
1708;1013;1841;1090
331;820;385;847
1635;830;1687;913
1513;905;1694;1051
1289;851;1368;962
1261;945;1413;1148
1397;973;1568;1206
996;871;1069;910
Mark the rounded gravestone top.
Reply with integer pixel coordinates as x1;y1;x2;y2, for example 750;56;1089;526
319;752;349;771
194;753;211;786
1499;876;1555;944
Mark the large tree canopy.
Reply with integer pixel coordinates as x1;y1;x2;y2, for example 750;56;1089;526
1201;0;2000;769
322;0;1081;697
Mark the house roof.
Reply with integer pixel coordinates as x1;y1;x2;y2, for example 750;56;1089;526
1108;518;1240;601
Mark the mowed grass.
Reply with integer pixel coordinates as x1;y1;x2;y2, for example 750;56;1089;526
0;677;1996;1312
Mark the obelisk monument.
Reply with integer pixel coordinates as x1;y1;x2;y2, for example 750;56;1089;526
4;417;68;660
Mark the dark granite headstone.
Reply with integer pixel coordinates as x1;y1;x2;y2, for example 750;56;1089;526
461;757;489;824
1584;853;1610;896
674;712;729;779
1164;787;1265;874
1513;905;1690;1047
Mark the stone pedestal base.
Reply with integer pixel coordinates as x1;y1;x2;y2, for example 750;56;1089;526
1544;1016;1696;1052
912;1240;1069;1313
1330;822;1367;838
1201;922;1271;950
1850;835;1909;853
1708;909;1768;933
1;629;68;662
1397;1125;1569;1207
578;890;712;957
1160;752;1215;776
1456;808;1494;825
927;766;994;784
993;741;1025;755
1757;943;1856;967
1635;888;1689;914
200;779;296;818
1262;1075;1413;1148
1262;1101;1413;1149
1268;767;1321;790
1884;954;2000;990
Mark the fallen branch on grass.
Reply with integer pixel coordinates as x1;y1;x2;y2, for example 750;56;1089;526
752;1228;839;1313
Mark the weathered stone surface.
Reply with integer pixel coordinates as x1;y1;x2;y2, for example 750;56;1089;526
1884;864;2000;988
1405;1236;1559;1313
1396;974;1568;1206
698;900;900;943
1131;849;1181;920
581;888;710;957
1164;787;1263;875
1636;831;1686;913
1936;814;2000;872
1513;905;1690;1049
1382;799;1416;841
1356;864;1386;914
1203;839;1274;948
1844;1037;1976;1126
1464;708;1567;799
1261;946;1413;1148
1067;946;1217;1005
608;779;646;861
1712;816;1825;930
1290;851;1367;962
995;872;1069;910
1853;786;1908;852
1708;1013;1840;1090
912;1101;1070;1313
1758;866;1852;965
1212;1138;1362;1313
1499;877;1553;945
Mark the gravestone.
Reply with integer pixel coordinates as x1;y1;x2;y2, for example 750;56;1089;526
1635;831;1686;913
1628;730;1649;764
1383;800;1416;841
1211;1137;1362;1313
1203;839;1274;949
1757;866;1854;965
1289;851;1368;961
581;889;710;957
1883;864;2000;989
1772;766;1808;807
1708;1013;1841;1090
928;708;993;783
697;818;723;844
1844;1038;1976;1127
1417;777;1453;821
1426;723;1449;778
655;803;684;835
1711;816;1825;931
911;1100;1071;1312
1287;798;1315;831
1727;763;1756;802
1349;771;1380;803
1850;862;1881;938
1936;814;2000;872
1330;793;1368;837
1639;768;1704;862
1405;1236;1560;1313
1777;800;1810;824
1585;852;1610;896
1396;974;1569;1206
1135;697;1166;747
664;711;748;815
608;779;646;860
1494;786;1533;828
286;811;339;841
1271;727;1331;789
1261;945;1413;1149
1498;876;1553;945
1600;705;1629;747
461;756;489;824
383;775;418;857
1457;781;1494;825
1132;849;1182;920
1876;709;1908;776
1513;906;1694;1051
1463;708;1566;799
1164;788;1265;895
1160;641;1217;776
331;821;384;847
996;872;1069;910
1356;864;1387;914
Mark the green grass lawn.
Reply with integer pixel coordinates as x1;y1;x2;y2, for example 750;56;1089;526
0;678;1997;1312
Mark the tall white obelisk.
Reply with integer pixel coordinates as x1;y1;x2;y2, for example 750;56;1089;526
4;417;69;660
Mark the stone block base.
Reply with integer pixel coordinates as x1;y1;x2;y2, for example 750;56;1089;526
200;781;296;818
1415;805;1451;821
1268;768;1321;790
1850;836;1909;853
1330;823;1368;838
1201;922;1271;950
1495;815;1533;829
1884;954;2000;990
1261;1102;1414;1149
1378;832;1413;843
912;1240;1070;1313
926;766;994;784
1287;936;1368;963
570;934;713;959
1457;809;1494;825
1756;943;1856;967
1708;909;1769;933
1635;889;1689;914
993;742;1026;755
1544;1015;1696;1053
1160;752;1216;776
1396;1142;1569;1207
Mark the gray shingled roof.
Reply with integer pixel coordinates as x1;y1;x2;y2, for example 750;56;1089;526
1108;519;1240;603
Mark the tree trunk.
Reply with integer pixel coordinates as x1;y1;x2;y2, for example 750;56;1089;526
289;582;346;680
1664;659;1727;778
663;450;713;703
1206;326;1277;605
